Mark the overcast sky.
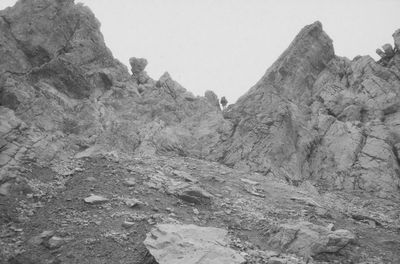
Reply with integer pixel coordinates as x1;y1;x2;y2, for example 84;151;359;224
1;0;399;103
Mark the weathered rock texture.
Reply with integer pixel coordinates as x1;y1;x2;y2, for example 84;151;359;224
0;0;226;179
144;224;245;264
209;22;400;197
268;221;355;258
1;0;400;198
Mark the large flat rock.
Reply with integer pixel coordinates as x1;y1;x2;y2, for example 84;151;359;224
144;224;245;264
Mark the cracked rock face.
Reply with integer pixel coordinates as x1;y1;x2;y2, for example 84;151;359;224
0;0;227;183
208;22;400;196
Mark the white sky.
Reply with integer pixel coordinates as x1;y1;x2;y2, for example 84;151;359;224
1;0;399;103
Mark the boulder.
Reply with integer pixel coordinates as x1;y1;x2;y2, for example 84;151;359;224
176;186;213;204
129;57;150;84
44;236;65;249
83;194;109;204
144;224;245;264
129;57;148;74
268;221;355;258
382;43;395;57
123;178;136;187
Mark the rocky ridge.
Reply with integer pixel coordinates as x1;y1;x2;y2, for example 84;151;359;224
1;0;400;263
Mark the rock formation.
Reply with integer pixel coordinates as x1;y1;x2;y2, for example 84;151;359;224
209;22;400;197
1;1;400;262
268;221;355;258
144;224;245;264
1;0;400;198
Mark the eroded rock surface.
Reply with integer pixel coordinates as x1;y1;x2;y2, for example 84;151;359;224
268;221;355;258
144;224;245;264
208;22;400;196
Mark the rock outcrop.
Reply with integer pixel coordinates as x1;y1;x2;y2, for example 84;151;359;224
0;0;227;180
130;57;150;85
207;22;400;197
209;22;335;183
267;221;355;258
1;1;400;263
1;0;400;201
144;224;245;264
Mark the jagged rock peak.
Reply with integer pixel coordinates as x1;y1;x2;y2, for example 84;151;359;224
275;20;334;67
238;21;335;105
0;0;133;98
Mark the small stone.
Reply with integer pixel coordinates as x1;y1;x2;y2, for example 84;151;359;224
125;198;145;208
40;230;55;239
327;223;335;231
123;178;136;187
268;257;287;264
85;177;96;182
177;186;213;205
122;221;135;229
193;208;199;215
0;182;11;196
240;178;260;185
84;194;109;204
45;236;64;249
28;236;44;246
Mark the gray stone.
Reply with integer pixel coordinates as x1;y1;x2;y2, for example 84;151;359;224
129;57;148;74
240;178;260;185
144;224;245;264
382;43;395;57
123;177;136;187
0;182;11;196
122;221;135;229
177;186;213;204
84;194;109;204
45;236;64;249
268;221;355;258
124;198;145;208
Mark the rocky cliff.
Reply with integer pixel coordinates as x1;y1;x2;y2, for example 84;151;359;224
1;0;400;199
0;0;228;174
1;1;400;263
214;22;400;198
